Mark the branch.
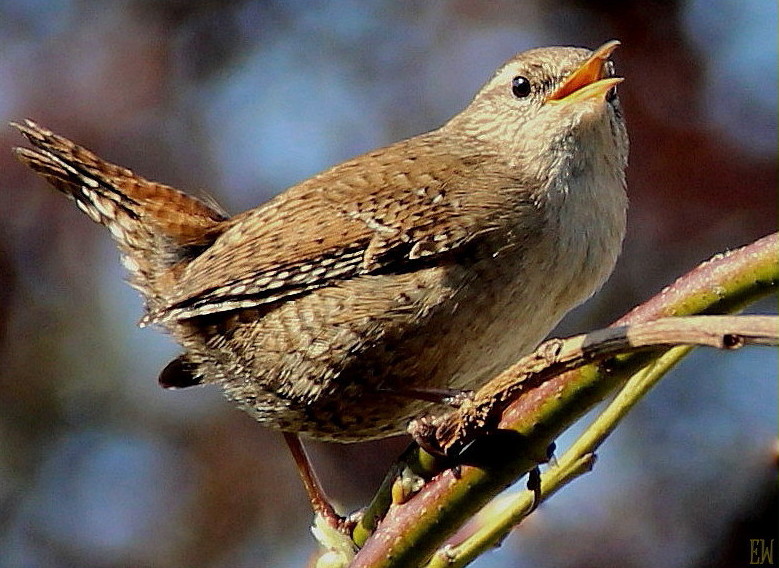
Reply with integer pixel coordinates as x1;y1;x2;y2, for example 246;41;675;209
424;345;692;568
410;315;778;457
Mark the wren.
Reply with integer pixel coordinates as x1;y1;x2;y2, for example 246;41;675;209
12;42;627;445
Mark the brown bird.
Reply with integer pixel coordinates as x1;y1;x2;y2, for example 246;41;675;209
13;40;627;521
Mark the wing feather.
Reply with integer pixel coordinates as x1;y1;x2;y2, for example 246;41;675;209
148;134;532;324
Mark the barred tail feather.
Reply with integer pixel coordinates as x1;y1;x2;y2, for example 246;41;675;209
12;120;228;311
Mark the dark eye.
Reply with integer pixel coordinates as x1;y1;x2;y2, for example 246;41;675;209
511;76;532;98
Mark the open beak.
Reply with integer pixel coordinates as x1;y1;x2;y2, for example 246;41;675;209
547;40;623;104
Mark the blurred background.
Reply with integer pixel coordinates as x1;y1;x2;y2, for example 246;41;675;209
0;1;776;567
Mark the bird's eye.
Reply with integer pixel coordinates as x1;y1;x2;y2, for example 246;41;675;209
511;76;532;98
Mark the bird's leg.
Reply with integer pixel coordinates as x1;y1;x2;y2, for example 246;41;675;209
283;433;352;534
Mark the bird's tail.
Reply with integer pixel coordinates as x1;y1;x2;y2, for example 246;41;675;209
12;120;227;311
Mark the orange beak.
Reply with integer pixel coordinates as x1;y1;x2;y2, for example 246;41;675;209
547;40;623;104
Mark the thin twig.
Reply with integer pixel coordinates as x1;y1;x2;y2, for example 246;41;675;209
412;315;778;456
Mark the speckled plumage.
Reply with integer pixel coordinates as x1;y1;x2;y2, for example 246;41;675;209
13;42;628;442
